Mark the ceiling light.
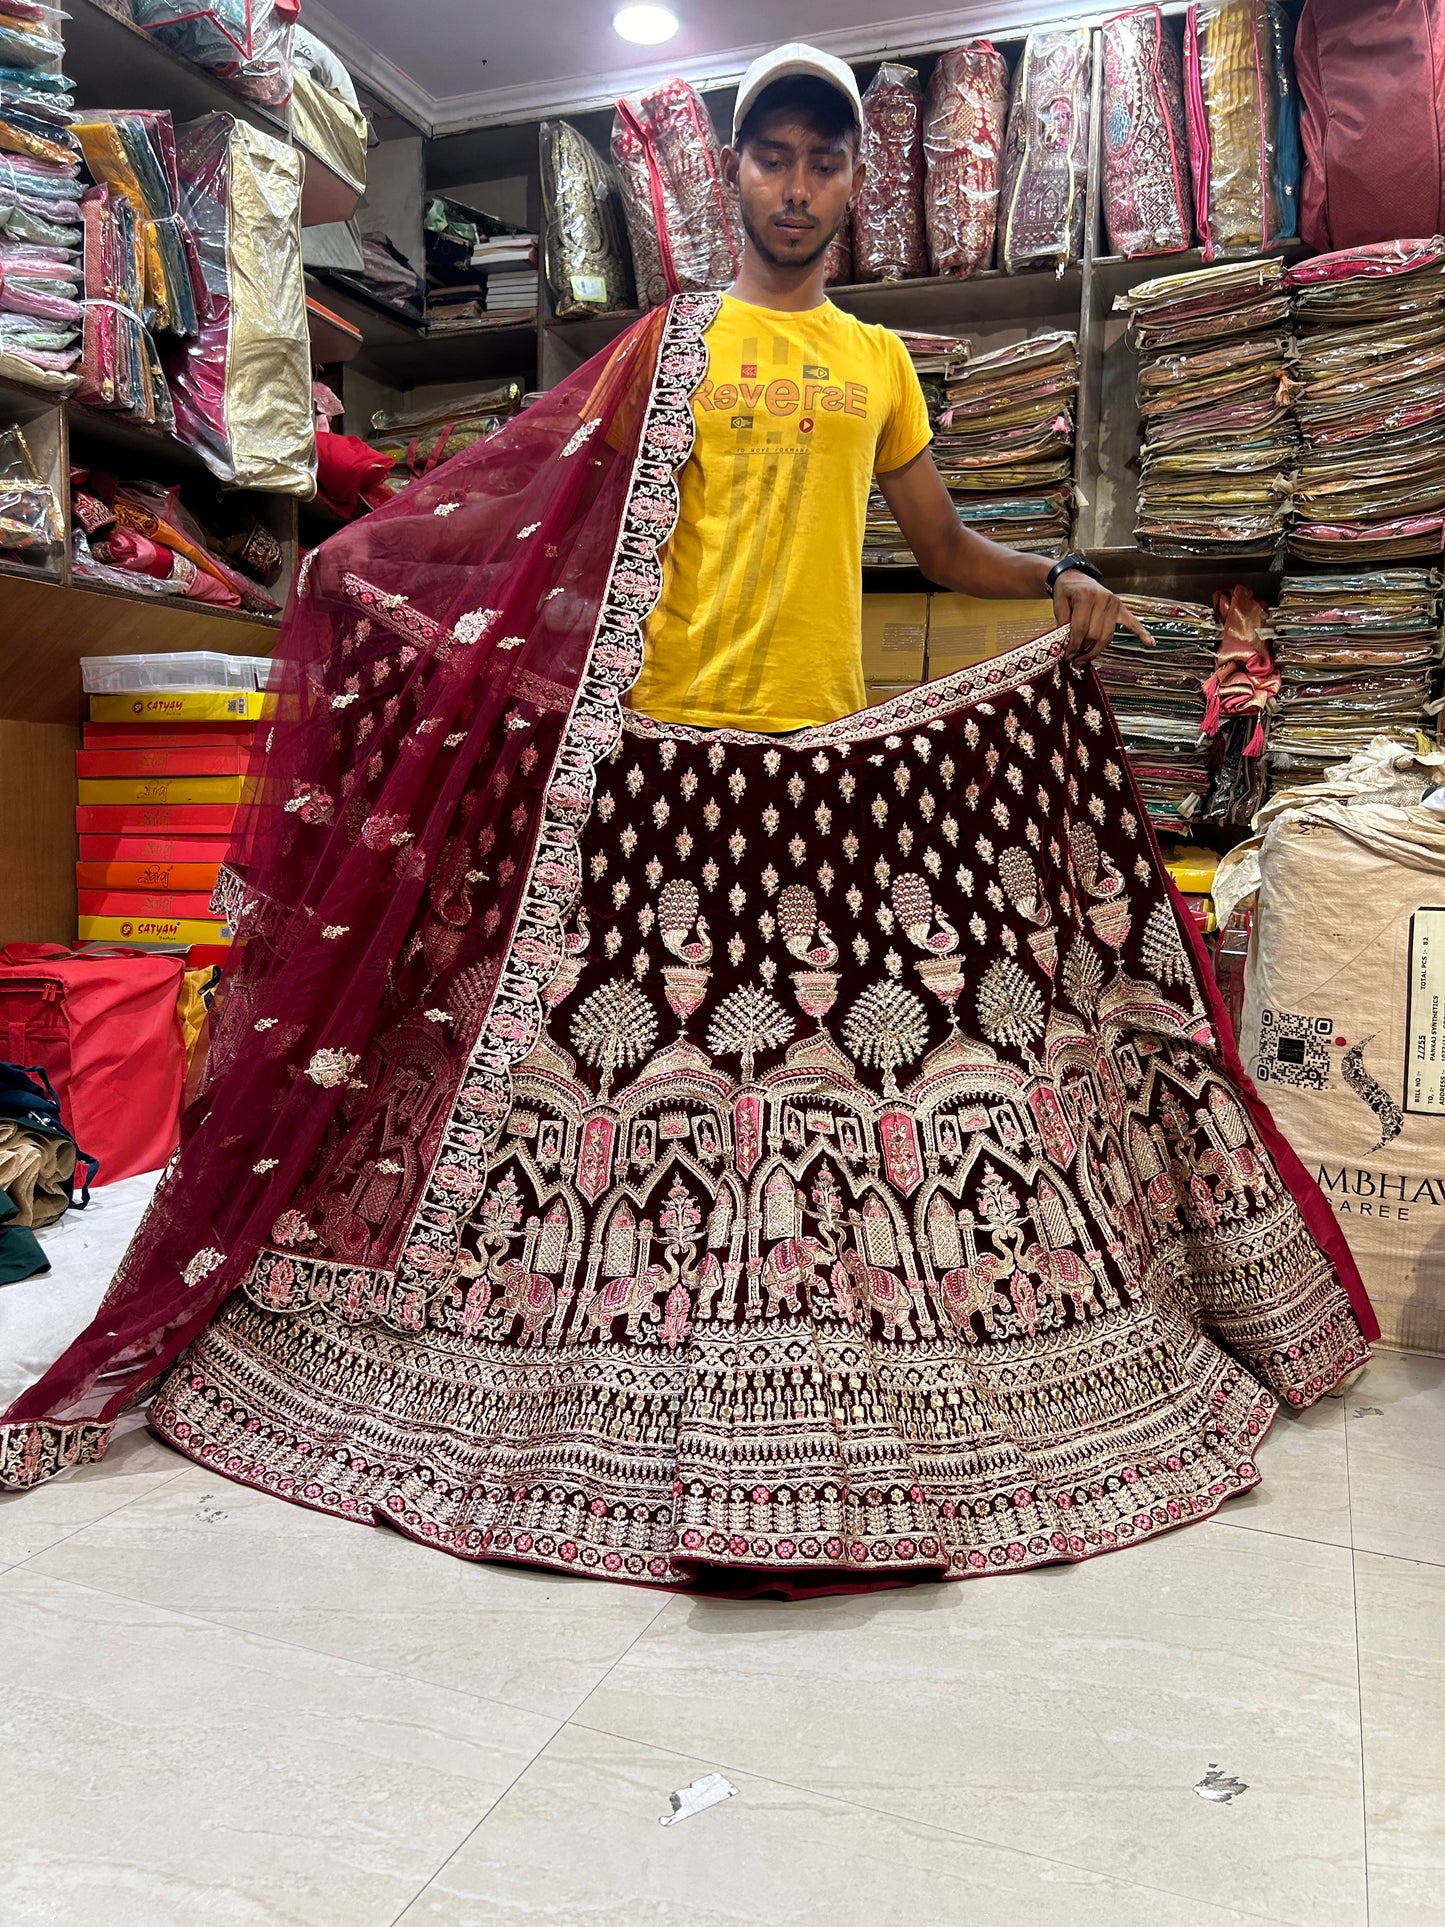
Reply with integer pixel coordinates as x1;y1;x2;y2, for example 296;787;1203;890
613;5;679;45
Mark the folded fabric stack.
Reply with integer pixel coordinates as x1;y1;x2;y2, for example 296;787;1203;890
929;331;1078;555
0;7;83;387
1098;595;1219;833
1267;568;1445;782
73;111;198;335
1116;257;1296;558
368;381;523;494
72;109;199;425
1285;239;1445;564
860;331;974;564
71;467;283;612
423;195;539;327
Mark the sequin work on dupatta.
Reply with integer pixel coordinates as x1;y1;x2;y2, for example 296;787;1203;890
152;639;1372;1589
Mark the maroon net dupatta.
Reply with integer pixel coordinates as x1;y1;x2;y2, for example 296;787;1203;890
0;291;721;1491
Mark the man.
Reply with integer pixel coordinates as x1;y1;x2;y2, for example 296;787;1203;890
631;42;1151;738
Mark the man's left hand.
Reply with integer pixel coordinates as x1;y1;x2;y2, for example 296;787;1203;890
1052;570;1155;664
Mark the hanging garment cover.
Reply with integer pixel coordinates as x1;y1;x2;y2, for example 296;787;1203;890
1101;7;1194;259
0;297;1373;1592
923;43;1010;278
1184;0;1301;259
999;28;1093;274
611;81;740;309
540;119;634;319
167;113;314;495
1295;0;1445;253
854;62;928;283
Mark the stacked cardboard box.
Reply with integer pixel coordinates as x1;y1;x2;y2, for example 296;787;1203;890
77;657;268;959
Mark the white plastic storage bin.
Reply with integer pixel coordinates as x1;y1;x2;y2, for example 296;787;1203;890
80;652;258;693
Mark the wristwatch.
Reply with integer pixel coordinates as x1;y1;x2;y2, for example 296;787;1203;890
1045;551;1104;596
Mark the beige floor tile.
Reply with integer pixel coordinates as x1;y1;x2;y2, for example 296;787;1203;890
1216;1395;1352;1550
1356;1551;1445;1927
578;1523;1365;1927
398;1722;1273;1927
0;1417;187;1571
0;1566;554;1927
1346;1351;1445;1568
27;1463;669;1721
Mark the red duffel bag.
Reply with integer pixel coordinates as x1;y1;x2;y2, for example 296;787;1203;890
1296;0;1445;251
0;946;186;1184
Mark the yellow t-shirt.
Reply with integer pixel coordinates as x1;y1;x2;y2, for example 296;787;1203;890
631;294;933;733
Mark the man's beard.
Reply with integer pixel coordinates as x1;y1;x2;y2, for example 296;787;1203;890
741;202;843;269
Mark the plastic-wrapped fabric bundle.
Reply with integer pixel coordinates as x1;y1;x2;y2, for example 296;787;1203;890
1286;239;1445;564
611;80;740;309
0;17;82;389
166;113;313;495
923;43;1009;277
1102;7;1194;259
1097;595;1219;831
1116;257;1297;559
72;112;198;337
290;27;366;197
76;184;174;427
129;0;298;111
999;28;1093;274
930;331;1077;554
1184;0;1301;260
540;119;633;319
863;330;971;561
1268;570;1444;780
0;421;61;566
853;62;927;282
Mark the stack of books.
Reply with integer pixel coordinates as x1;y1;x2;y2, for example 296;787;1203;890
76;653;267;959
470;233;539;315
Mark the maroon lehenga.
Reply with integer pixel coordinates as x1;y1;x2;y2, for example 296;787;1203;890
0;293;1375;1591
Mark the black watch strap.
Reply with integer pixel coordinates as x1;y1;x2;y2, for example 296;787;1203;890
1045;551;1103;596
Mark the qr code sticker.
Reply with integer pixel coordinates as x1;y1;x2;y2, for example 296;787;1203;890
1255;1009;1333;1090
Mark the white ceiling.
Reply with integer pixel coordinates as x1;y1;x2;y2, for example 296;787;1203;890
305;0;1102;134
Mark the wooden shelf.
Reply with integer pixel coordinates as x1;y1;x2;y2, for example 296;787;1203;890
306;296;364;367
316;278;538;386
830;266;1085;331
0;572;277;726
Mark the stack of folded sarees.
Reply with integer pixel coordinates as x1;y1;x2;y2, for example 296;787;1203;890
1267;568;1444;782
1285;240;1445;564
1098;594;1220;832
865;331;1076;564
0;6;83;388
1115;256;1296;559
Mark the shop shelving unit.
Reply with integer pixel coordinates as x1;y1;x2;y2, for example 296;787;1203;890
0;0;361;939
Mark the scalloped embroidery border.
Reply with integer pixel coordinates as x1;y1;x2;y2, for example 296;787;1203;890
375;290;721;1307
622;631;1070;749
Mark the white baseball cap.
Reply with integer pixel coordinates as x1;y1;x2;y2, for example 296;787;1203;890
731;42;864;145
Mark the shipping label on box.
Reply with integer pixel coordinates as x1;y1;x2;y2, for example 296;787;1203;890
927;596;1058;677
861;594;927;683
